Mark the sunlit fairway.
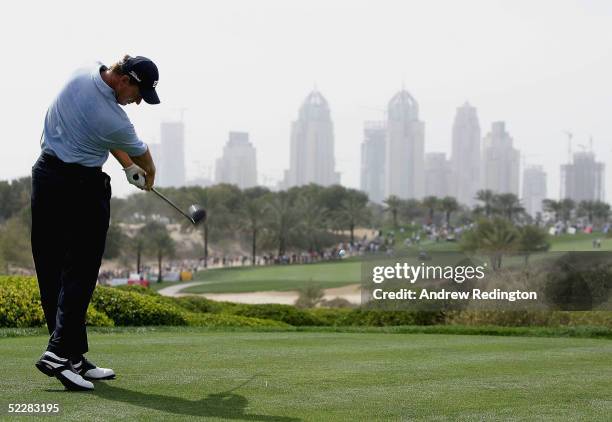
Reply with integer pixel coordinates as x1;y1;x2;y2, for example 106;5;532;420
180;259;361;294
3;328;610;421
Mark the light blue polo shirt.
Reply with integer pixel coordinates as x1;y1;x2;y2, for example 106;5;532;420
41;62;148;167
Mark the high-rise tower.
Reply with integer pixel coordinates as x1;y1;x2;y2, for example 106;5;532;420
451;102;481;206
283;90;339;188
384;90;425;199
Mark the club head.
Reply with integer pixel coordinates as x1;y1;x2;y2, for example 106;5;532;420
188;205;206;225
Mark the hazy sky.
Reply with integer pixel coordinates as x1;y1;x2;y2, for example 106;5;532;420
2;0;612;200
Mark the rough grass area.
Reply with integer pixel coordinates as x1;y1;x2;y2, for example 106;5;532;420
1;329;611;421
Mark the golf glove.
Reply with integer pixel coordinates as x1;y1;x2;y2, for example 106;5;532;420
123;164;146;189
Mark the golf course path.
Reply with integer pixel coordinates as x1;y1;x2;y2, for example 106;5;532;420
158;282;362;305
157;281;212;297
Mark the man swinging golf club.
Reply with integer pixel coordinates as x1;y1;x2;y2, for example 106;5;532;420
31;55;159;391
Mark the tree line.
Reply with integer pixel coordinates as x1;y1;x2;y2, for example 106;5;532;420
1;174;610;274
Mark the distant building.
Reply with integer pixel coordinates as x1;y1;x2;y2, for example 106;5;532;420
214;131;257;189
360;121;386;203
425;152;453;198
283;90;340;188
481;121;520;195
385;90;425;199
451;102;481;206
561;151;605;202
159;121;186;187
522;165;547;217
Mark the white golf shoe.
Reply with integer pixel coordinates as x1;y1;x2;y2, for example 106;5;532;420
35;351;94;391
73;356;116;380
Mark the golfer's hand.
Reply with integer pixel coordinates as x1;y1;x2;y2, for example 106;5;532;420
123;164;146;190
144;168;155;191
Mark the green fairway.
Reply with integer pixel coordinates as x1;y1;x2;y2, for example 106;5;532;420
182;260;361;294
1;328;610;421
549;233;612;251
165;232;611;296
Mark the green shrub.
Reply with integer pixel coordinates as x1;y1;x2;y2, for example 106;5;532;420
91;287;187;326
86;306;114;327
227;304;326;326
445;310;553;327
549;311;612;328
170;295;230;314
307;308;352;325
337;309;443;326
0;276;45;328
184;312;290;328
115;284;161;297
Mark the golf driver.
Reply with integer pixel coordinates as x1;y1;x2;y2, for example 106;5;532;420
132;173;206;225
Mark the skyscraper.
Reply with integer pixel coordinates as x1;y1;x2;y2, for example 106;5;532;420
482;122;520;195
283;90;340;188
159;121;186;187
360;121;386;203
425;152;453;198
385;90;425;199
522;165;547;217
215;131;257;189
451;102;481;206
561;151;605;202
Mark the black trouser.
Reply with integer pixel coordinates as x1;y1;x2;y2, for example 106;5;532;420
31;153;111;360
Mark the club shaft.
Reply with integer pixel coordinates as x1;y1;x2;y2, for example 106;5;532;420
151;188;195;224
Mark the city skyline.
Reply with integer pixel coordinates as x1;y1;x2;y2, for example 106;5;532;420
2;1;612;202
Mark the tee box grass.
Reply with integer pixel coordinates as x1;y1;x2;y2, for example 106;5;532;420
2;328;611;421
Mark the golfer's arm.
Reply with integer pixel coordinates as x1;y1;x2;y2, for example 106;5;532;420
111;148;156;175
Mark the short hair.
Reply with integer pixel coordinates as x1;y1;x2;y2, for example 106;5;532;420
109;55;138;85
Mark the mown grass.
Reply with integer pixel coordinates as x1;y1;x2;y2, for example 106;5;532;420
1;328;610;421
171;232;611;295
181;260;361;294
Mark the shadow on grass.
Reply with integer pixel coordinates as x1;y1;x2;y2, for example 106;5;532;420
89;379;301;421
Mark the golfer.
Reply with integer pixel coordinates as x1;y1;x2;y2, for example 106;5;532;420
31;55;159;391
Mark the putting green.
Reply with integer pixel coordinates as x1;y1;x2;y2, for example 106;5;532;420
2;328;610;421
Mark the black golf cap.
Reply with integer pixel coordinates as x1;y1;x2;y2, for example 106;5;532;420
123;56;160;104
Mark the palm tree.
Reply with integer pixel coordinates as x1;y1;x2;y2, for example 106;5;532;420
518;225;550;264
577;200;597;225
461;217;519;270
339;191;370;245
383;195;402;229
296;195;328;253
241;194;268;266
475;190;495;218
132;235;145;274
542;199;562;222
422;196;439;225
399;198;423;223
141;221;176;283
559;198;576;222
493;193;524;221
188;187;211;267
440;196;459;227
265;192;300;256
593;201;611;225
